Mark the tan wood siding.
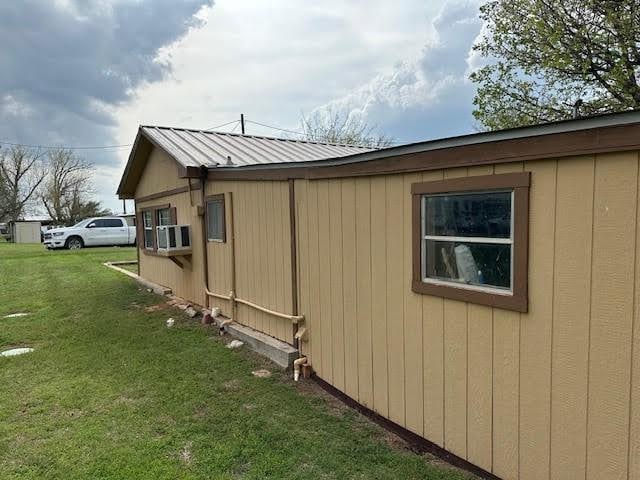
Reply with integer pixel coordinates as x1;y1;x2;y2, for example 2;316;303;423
135;147;188;198
134;145;640;480
421;169;445;447
204;180;293;344
294;151;640;480
586;152;637;480
550;156;594;480
518;159;555;480
137;190;206;306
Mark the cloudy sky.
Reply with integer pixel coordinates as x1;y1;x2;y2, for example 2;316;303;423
0;0;485;213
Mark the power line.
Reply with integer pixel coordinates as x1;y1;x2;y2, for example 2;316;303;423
206;119;240;131
245;119;306;137
0;140;132;150
0;118;240;150
245;118;403;146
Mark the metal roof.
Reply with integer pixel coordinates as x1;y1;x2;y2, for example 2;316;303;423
140;125;373;168
118;109;640;198
208;109;640;172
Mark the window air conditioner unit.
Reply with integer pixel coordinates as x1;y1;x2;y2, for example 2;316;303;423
156;225;192;255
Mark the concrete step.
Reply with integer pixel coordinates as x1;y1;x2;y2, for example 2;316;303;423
224;321;298;368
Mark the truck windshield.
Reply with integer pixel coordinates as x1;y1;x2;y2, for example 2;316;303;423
71;219;90;228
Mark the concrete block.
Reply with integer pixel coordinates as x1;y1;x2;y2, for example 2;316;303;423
225;322;298;369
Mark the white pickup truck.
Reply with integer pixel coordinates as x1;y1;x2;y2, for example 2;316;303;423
43;216;136;250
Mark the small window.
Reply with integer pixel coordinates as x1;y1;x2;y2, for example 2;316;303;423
143;210;153;249
206;195;226;242
157;208;172;227
412;172;530;312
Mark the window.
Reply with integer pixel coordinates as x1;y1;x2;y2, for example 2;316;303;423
102;219;124;227
412;172;530;312
143;210;153;249
157;208;172;227
139;204;174;252
206;195;226;242
156;207;171;249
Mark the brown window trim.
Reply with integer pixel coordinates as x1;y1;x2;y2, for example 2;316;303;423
411;172;530;312
138;203;175;253
205;194;226;243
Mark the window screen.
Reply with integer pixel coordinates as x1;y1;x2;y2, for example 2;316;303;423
206;197;225;242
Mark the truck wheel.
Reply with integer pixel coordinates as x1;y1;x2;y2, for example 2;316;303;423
66;237;84;250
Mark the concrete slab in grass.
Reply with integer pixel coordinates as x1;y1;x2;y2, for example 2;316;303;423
225;322;298;368
103;262;171;296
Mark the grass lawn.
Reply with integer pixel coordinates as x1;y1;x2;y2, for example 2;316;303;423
0;244;472;480
116;261;139;274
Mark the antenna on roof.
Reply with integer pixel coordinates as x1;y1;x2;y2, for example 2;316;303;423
240;114;245;134
573;99;583;119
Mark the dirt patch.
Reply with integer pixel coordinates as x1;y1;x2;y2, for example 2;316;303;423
144;304;169;313
179;441;193;465
293;378;478;478
294;379;350;418
223;379;241;391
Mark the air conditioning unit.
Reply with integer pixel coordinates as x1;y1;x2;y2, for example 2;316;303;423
156;225;192;255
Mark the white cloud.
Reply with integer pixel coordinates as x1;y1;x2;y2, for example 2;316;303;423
113;0;440;141
2;95;32;117
311;0;484;143
108;0;484;211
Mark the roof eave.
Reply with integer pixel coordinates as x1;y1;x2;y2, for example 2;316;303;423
204;109;640;176
116;128;147;199
116;127;203;200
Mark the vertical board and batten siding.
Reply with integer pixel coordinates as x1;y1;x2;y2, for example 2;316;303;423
205;180;293;344
137;190;207;306
135;147;206;306
136;148;294;345
294;151;640;480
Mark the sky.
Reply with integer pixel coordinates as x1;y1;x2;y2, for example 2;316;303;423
0;0;485;214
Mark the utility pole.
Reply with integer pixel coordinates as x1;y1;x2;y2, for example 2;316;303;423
240;113;245;134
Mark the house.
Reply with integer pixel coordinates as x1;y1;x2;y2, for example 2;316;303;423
117;112;640;480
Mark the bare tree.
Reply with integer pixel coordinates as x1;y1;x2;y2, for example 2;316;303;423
300;107;394;148
0;145;46;222
41;149;99;225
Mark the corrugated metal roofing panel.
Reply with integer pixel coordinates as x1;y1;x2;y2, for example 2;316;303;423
140;125;373;168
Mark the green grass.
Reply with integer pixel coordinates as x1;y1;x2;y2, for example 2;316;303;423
116;261;139;273
0;244;472;480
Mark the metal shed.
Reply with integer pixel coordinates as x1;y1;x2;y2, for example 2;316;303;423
9;221;42;244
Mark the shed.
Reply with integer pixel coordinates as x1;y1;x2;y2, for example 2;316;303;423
9;221;42;243
118;112;640;480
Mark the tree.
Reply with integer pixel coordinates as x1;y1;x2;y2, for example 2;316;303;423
470;0;640;130
300;107;394;148
41;149;108;225
0;145;46;222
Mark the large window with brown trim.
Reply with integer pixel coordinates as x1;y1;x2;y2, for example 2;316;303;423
412;172;530;312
